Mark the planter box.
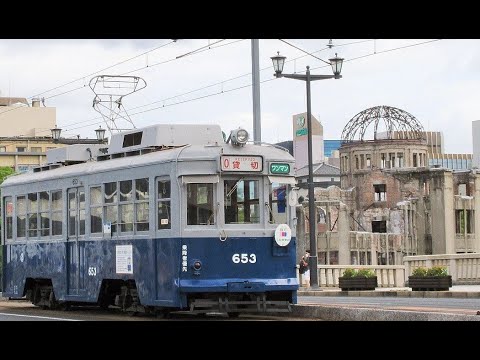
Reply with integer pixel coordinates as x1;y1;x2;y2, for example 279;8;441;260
408;276;452;291
339;277;378;291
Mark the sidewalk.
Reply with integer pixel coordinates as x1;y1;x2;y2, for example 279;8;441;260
293;285;480;320
298;284;480;298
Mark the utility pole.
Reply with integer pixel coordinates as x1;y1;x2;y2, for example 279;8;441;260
251;39;261;143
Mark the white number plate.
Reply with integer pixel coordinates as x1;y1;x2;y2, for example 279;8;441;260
232;253;257;264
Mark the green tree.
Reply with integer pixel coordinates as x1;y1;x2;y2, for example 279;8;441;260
0;166;14;184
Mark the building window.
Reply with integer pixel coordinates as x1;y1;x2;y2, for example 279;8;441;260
455;210;474;234
457;183;468;196
413;153;418;167
18;165;30;173
366;155;371;168
380;153;386;169
372;220;387;233
374;184;387;202
350;251;371;265
360;154;365;169
0;146;6;152
397;153;404;167
389;153;396;168
355;155;359;170
16;147;26;152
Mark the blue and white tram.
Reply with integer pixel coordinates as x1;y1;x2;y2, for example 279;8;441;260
1;124;299;315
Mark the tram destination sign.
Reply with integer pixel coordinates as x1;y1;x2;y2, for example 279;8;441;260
221;155;263;172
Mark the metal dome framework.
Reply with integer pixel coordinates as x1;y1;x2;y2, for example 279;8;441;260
341;105;425;142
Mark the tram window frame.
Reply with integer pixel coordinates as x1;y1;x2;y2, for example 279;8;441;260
224;178;261;225
16;195;27;239
100;178;150;237
90;186;103;234
268;182;288;225
186;183;216;226
79;188;86;236
157;178;171;230
4;196;13;240
39;191;50;237
119;180;134;233
51;190;63;237
135;178;149;232
27;192;39;238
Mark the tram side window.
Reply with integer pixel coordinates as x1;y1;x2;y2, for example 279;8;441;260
104;182;118;234
27;192;38;238
68;191;77;237
119;180;133;232
4;196;13;240
90;186;102;234
136;178;149;232
79;189;85;235
16;195;26;238
268;182;288;224
187;183;214;225
157;179;171;229
51;190;63;236
224;179;260;224
39;191;50;237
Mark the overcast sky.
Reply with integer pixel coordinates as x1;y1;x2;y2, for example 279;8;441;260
0;39;476;153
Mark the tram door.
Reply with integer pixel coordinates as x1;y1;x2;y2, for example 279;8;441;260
67;187;86;296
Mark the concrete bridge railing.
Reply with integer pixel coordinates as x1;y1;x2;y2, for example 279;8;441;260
297;265;406;288
403;253;480;284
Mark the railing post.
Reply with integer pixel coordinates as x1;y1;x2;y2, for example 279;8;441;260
394;267;405;287
449;258;458;282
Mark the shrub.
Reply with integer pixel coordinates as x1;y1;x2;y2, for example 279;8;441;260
342;268;376;278
356;269;376;278
412;267;428;276
411;266;448;277
426;266;448;277
342;268;356;278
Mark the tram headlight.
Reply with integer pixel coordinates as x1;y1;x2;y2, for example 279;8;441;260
230;128;249;146
193;260;202;271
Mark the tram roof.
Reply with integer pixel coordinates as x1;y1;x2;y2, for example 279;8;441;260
1;143;294;187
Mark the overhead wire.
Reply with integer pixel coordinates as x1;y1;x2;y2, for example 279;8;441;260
30;40;178;98
0;39;442;145
60;39;442;135
62;39;370;127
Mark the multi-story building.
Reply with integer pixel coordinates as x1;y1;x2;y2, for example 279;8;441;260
292;112;323;170
0;97;106;173
297;105;480;265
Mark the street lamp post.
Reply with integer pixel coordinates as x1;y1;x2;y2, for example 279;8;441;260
50;125;107;145
271;51;343;288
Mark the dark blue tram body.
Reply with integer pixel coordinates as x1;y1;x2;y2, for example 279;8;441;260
1;125;298;314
